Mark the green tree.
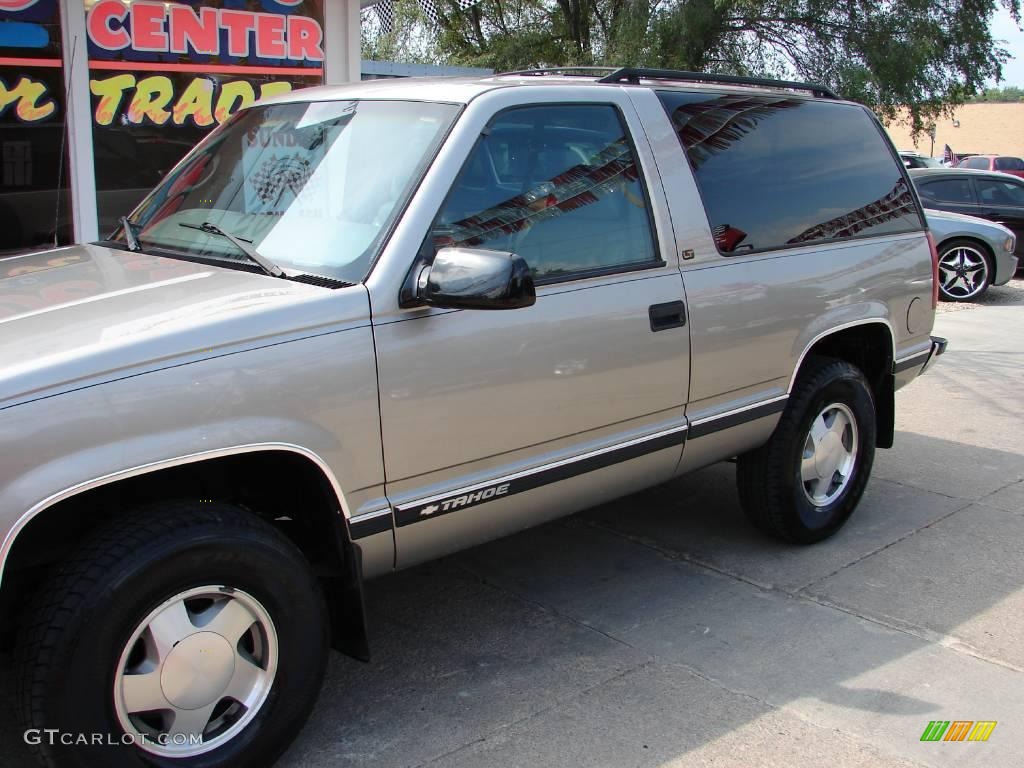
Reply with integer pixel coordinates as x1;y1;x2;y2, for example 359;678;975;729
363;0;445;65
968;85;1024;101
365;0;1022;134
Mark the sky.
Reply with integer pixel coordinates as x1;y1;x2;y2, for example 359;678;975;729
990;7;1024;87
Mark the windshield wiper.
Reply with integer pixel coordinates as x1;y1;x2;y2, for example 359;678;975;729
119;217;141;252
179;222;285;278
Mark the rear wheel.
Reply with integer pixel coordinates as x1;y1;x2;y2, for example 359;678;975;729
937;239;991;301
737;357;876;543
16;502;329;768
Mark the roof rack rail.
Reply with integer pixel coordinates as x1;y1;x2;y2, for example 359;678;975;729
596;67;841;100
499;66;619;77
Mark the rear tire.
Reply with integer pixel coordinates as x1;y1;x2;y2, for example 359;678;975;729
737;357;876;544
16;502;329;768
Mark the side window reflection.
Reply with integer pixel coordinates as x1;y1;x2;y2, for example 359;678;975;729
430;105;659;281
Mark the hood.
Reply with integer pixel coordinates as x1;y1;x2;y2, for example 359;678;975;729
925;208;1014;236
0;244;366;408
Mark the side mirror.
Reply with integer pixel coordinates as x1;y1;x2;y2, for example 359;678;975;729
416;247;536;310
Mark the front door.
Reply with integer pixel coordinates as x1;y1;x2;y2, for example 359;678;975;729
916;175;978;218
972;176;1024;256
370;97;690;567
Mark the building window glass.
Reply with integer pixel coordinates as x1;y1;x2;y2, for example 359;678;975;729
83;0;325;238
0;0;72;253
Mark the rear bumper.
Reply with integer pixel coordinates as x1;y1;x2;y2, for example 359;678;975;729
920;335;948;374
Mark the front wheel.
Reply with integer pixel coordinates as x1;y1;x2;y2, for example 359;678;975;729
737;357;876;544
937;239;992;301
16;502;329;768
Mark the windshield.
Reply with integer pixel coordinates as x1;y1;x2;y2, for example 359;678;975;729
118;99;460;282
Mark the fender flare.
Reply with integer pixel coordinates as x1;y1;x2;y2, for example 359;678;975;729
0;442;372;660
788;317;897;449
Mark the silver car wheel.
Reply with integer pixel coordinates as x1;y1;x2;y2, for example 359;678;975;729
801;402;859;506
938;245;988;300
113;586;278;758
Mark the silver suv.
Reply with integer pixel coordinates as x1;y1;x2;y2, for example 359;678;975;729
0;68;945;768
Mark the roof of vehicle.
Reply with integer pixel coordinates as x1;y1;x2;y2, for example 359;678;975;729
909;167;1024;181
259;68;849;109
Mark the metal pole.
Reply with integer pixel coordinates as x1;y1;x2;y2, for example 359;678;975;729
59;0;99;243
324;0;362;83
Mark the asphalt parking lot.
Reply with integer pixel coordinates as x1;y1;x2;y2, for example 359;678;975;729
2;278;1023;768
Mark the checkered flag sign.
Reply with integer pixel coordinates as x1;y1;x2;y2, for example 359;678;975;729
374;0;482;33
249;156;313;206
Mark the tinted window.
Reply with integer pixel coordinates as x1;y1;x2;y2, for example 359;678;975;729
995;157;1024;171
976;178;1024;206
429;105;658;281
902;155;939;169
918;178;975;205
959;157;989;169
657;93;921;253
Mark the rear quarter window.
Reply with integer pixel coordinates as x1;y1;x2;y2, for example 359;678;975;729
657;92;922;254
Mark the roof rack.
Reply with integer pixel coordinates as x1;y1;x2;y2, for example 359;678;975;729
596;67;841;100
499;66;619;77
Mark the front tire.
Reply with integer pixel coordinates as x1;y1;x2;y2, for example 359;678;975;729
737;357;876;544
937;238;992;301
16;502;328;768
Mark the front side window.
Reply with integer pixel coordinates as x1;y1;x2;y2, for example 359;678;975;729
995;157;1024;172
658;92;921;254
428;104;659;282
976;178;1024;207
919;178;975;205
122;100;459;283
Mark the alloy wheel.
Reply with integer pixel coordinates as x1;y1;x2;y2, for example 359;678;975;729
113;586;278;758
938;245;988;300
800;402;859;506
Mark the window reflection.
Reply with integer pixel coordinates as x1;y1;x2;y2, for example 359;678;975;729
431;105;658;280
659;92;922;253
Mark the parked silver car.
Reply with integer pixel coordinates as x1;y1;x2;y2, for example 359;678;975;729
0;68;945;768
925;208;1018;300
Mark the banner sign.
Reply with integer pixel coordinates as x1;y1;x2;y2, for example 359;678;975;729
1;0;324;126
0;0;63;124
85;0;324;67
89;73;295;127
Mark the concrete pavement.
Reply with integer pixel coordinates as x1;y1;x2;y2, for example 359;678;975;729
2;281;1022;767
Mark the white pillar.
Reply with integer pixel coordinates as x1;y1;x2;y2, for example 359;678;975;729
324;0;362;84
59;0;99;243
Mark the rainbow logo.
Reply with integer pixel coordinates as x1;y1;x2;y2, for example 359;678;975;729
920;721;997;742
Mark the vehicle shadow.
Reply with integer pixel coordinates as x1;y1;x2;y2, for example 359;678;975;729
0;433;1020;767
279;433;1022;767
937;274;1024;313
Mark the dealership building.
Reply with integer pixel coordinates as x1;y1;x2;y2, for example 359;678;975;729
0;0;483;253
